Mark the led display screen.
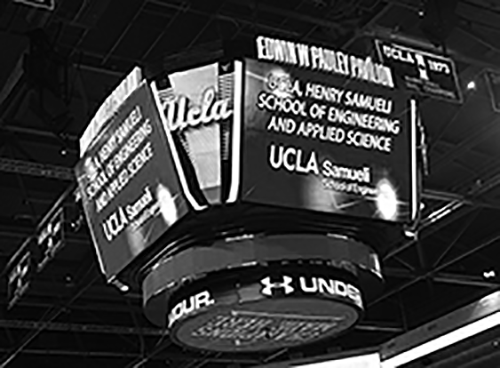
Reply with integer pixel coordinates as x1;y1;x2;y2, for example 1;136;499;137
239;37;417;223
75;82;189;280
157;62;236;206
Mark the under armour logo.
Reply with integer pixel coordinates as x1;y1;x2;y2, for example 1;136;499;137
261;276;294;296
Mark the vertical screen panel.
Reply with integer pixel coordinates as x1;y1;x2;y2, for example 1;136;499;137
240;49;416;223
75;83;189;280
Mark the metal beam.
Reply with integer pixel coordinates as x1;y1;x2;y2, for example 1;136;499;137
101;1;147;65
0;347;257;364
0;273;100;368
382;0;418;10
433;273;499;288
142;2;186;61
432;210;480;268
355;324;404;333
431;115;500;173
78;63;124;77
385;268;499;288
458;23;500;55
384;202;476;261
1;125;79;142
372;231;500;307
0;157;74;181
0;348;144;359
342;2;393;49
227;0;343;29
0;318;403;336
147;0;303;38
422;189;466;202
0;319;164;336
385;167;500;261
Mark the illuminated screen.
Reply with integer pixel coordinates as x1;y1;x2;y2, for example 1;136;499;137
75;82;189;279
158;62;236;206
240;49;417;223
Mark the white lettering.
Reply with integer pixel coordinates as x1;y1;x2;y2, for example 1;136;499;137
164;88;232;132
102;206;128;242
257;92;307;116
168;290;215;328
269;144;319;175
382;45;415;64
254;36;395;88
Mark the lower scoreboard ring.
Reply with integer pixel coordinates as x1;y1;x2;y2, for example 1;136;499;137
142;234;383;328
165;263;364;352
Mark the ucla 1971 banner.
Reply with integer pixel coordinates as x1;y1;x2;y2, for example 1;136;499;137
375;39;462;104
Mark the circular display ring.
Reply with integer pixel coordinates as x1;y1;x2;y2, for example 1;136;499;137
167;265;364;352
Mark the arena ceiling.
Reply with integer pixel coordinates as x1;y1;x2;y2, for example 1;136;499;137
1;0;500;367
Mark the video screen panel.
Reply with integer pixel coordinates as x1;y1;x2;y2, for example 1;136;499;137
158;62;236;206
75;82;189;280
240;42;417;223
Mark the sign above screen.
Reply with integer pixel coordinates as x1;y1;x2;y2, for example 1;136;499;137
256;35;395;89
236;36;418;224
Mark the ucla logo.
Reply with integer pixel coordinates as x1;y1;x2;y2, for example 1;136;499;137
266;70;302;98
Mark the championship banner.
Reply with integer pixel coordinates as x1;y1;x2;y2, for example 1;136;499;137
157;62;236;206
75;82;189;280
485;70;500;113
375;39;462;103
36;207;64;272
7;238;35;309
238;36;418;223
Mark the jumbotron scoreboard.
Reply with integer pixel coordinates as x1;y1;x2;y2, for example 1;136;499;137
74;35;422;352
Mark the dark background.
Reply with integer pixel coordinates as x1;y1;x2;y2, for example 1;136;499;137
2;0;500;367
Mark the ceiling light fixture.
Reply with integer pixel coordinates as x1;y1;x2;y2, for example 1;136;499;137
466;80;476;90
381;311;500;367
483;270;496;279
375;179;398;221
111;279;130;293
403;229;417;239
